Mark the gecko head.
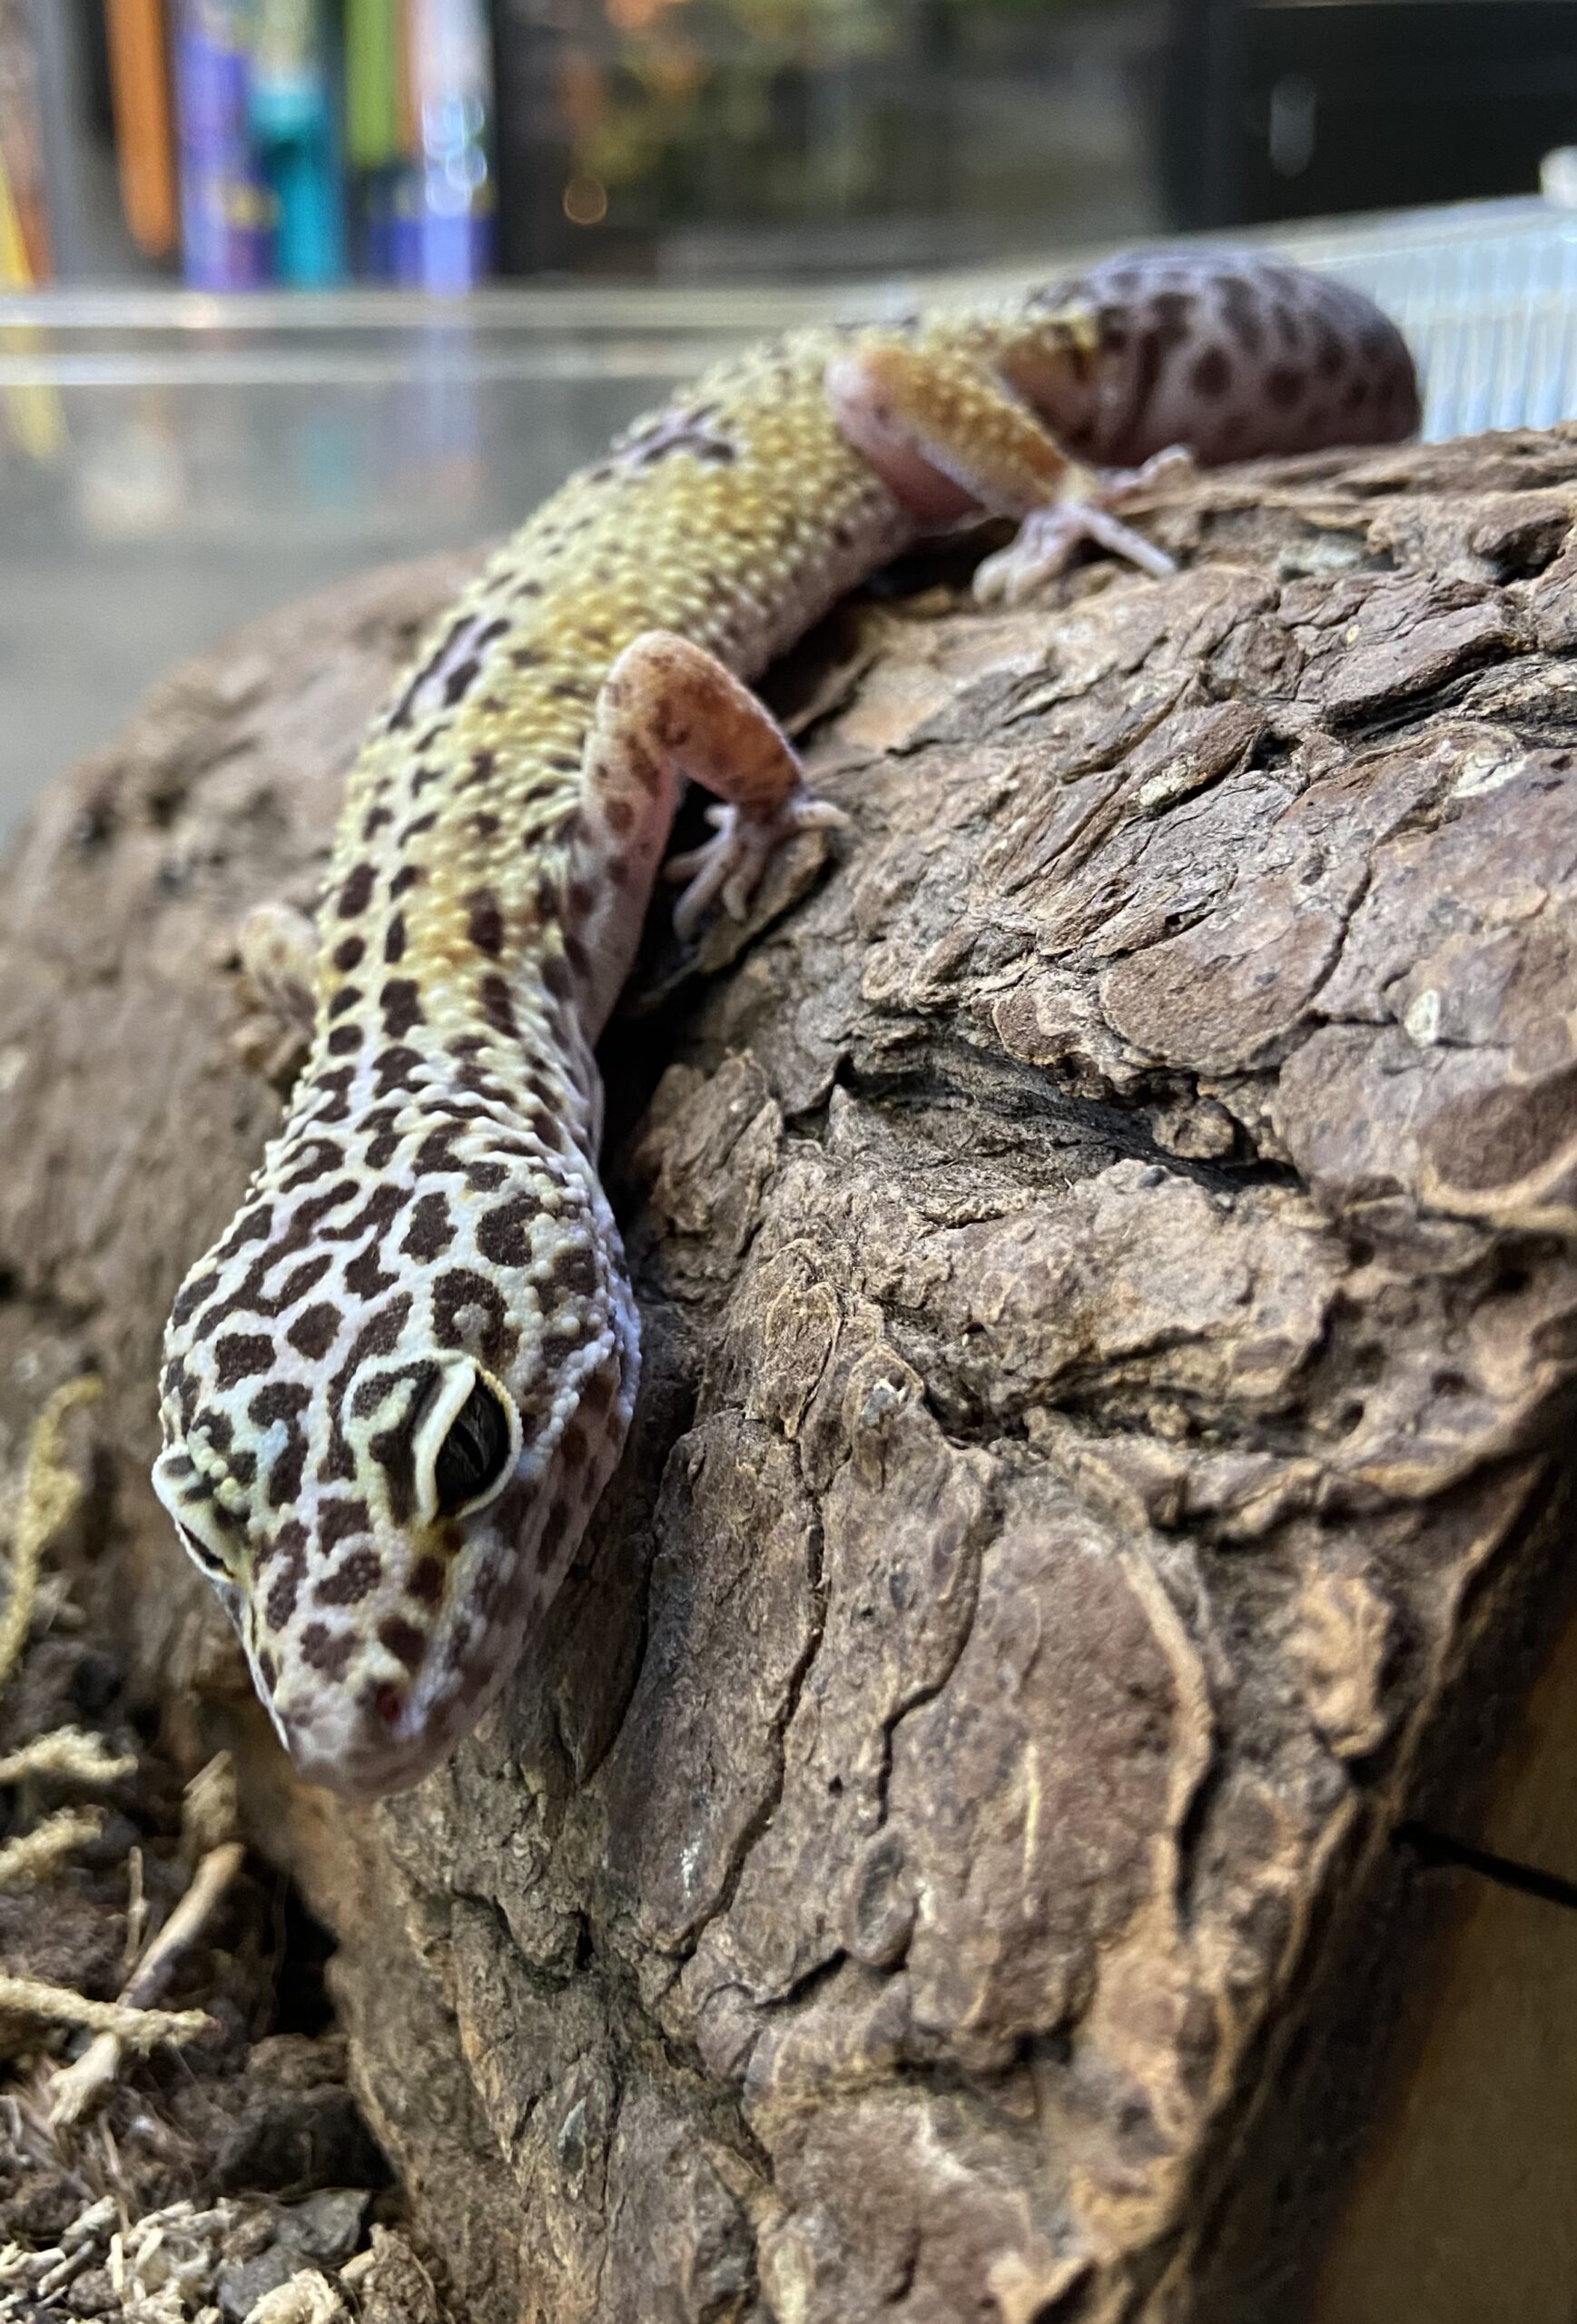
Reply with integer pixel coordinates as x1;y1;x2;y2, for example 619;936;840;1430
151;1093;637;1797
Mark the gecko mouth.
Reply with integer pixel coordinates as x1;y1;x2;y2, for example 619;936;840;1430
263;1551;537;1799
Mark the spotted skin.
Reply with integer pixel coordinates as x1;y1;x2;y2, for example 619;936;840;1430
153;248;1419;1797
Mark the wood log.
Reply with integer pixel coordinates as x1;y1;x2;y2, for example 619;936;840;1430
6;426;1577;2321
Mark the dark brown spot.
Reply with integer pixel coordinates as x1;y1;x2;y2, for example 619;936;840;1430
400;812;439;843
213;1333;274;1388
1313;319;1345;380
466;891;505;956
1266;364;1304;411
409;1556;445;1605
318;1497;372;1553
383;913;407;964
470;811;501;842
476;1196;532;1266
378;1616;429;1672
1217;276;1263;357
625;743;664;796
442;656;480;706
480;976;517;1038
431;1267;515;1371
310;1066;356;1121
552;1243;598;1298
317;1548;382;1606
361;805;393;841
373;1045;424;1096
287;1304;340;1361
401;1194;455;1260
412;1122;466;1178
171;1268;221;1327
338;863;375;919
327;1023;362;1056
266;1539;305;1629
332;935;365;973
381;979;425;1039
216;1203;273;1261
299;1622;355;1679
250;1384;311;1509
344;1242;399;1300
390;864;423;898
1188;344;1232;400
279;1142;345;1193
328;986;360;1019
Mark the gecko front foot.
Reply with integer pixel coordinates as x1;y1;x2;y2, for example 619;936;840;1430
239;898;318;1034
665;792;849;941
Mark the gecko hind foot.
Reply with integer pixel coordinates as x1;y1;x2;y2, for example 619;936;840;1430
973;497;1178;604
665;793;849;941
973;447;1196;603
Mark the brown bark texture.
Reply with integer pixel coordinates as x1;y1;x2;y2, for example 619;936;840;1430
6;427;1577;2322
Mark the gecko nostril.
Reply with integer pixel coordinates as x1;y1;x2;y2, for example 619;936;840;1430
371;1681;407;1729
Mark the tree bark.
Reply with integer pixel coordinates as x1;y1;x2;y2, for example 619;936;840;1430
7;428;1577;2321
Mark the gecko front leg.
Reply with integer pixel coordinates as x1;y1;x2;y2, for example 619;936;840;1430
238;898;319;1034
826;339;1179;599
569;631;849;1034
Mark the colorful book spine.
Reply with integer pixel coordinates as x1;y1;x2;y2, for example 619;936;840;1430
251;0;346;286
345;0;404;281
398;0;496;293
105;0;179;260
172;0;271;289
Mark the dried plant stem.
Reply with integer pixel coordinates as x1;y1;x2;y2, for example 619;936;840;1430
46;1839;245;2125
0;1807;104;1889
0;1377;101;1698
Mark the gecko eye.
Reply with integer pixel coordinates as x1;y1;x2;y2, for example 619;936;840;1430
432;1375;516;1518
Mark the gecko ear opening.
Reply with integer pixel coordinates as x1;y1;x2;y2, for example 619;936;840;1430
153;1446;247;1587
421;1364;521;1521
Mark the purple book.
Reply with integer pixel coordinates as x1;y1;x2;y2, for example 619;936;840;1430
174;0;271;290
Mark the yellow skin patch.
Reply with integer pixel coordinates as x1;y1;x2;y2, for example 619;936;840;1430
150;251;1419;1796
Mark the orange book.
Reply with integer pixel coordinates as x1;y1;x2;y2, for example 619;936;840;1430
106;0;178;259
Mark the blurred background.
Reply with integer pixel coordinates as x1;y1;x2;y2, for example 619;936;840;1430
2;0;1577;824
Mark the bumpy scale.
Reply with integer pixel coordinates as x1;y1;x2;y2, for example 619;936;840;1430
153;250;1419;1796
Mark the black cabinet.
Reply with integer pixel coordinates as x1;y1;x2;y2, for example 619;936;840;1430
1164;1;1577;227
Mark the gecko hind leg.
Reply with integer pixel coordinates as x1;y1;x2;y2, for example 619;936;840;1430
826;340;1178;602
570;632;848;1035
